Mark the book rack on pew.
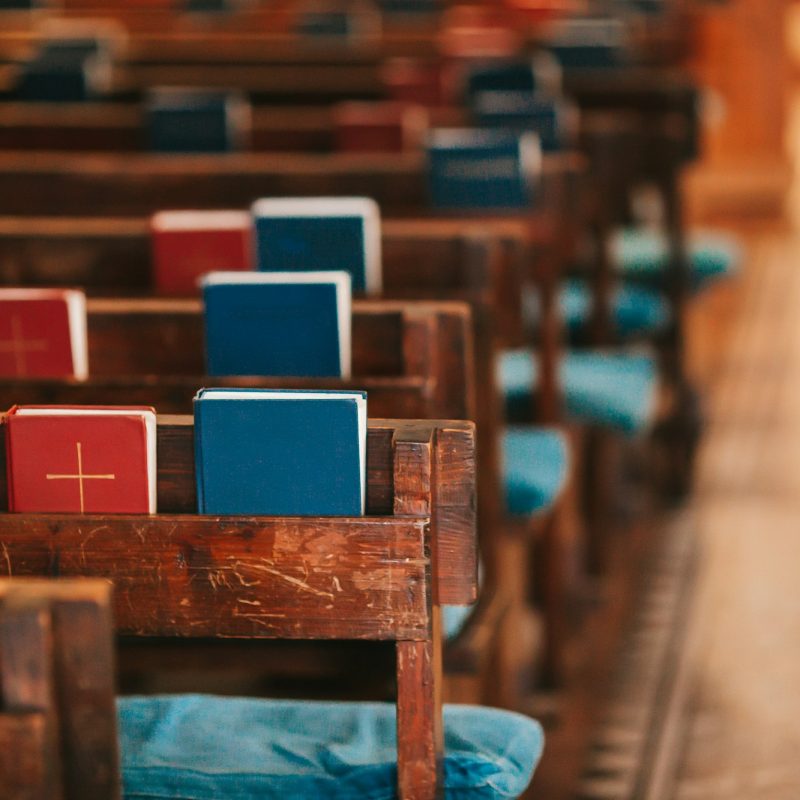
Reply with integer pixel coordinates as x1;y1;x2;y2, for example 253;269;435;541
0;417;479;799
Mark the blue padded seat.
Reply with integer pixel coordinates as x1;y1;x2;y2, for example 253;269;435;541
612;228;741;288
503;427;569;516
561;279;669;337
499;349;658;435
443;604;474;640
119;695;544;800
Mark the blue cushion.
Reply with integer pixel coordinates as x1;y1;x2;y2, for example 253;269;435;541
561;279;669;337
119;695;544;800
443;604;475;640
503;427;569;516
499;350;658;435
612;228;742;288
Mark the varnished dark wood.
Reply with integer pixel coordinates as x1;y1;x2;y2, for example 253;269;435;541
0;516;431;640
0;298;472;420
0;417;477;607
0;580;120;800
0;150;582;217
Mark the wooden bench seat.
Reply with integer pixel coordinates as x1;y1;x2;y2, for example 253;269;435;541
0;421;545;800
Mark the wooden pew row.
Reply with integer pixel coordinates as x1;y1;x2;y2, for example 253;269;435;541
0;416;478;799
0;298;472;418
0;218;569;699
0;149;579;218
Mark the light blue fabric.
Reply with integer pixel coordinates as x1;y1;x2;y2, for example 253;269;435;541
119;695;544;800
499;350;658;435
560;280;670;337
612;228;742;288
443;605;475;640
503;427;569;516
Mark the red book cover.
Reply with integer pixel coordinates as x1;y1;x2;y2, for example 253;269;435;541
5;406;157;514
333;102;428;154
0;289;87;379
151;210;254;296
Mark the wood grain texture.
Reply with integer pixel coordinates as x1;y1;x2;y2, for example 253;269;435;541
0;713;55;800
0;299;472;422
0;594;62;799
0;580;120;800
0;418;477;607
0;515;431;641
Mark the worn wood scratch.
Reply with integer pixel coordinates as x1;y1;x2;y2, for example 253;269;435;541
228;559;335;600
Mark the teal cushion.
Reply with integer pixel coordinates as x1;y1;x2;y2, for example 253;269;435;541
561;279;669;337
119;695;544;800
503;427;569;516
499;349;658;435
443;604;475;640
612;227;741;288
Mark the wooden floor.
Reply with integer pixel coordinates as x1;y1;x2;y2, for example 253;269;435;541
635;94;800;799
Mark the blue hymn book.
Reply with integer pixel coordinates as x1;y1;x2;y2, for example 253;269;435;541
426;128;541;210
202;271;352;378
464;55;562;102
146;88;250;153
194;388;367;516
252;197;382;293
471;93;577;152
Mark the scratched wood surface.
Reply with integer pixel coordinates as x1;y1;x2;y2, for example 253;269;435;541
0;517;432;640
0;417;477;606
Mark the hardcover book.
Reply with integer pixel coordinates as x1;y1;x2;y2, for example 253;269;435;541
202;271;351;378
471;93;577;152
426;128;541;210
151;210;253;295
333;101;428;154
5;405;157;514
463;55;562;101
194;388;367;516
252;197;382;293
15;49;112;102
0;289;88;379
146;88;251;153
545;18;628;69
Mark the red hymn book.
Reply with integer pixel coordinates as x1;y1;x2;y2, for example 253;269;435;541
0;288;88;379
5;406;157;514
151;210;254;295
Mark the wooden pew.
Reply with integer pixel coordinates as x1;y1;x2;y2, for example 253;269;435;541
0;150;579;218
0;417;476;799
0;212;577;695
0;579;120;799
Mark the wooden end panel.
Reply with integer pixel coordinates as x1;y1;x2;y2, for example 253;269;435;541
0;515;430;641
0;712;58;800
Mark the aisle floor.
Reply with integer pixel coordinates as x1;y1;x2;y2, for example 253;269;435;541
656;144;800;795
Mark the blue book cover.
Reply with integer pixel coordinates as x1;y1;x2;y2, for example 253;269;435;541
546;18;628;70
252;197;382;294
194;388;367;516
464;55;561;101
202;271;351;378
426;129;541;210
146;89;250;153
15;49;110;102
471;93;576;152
